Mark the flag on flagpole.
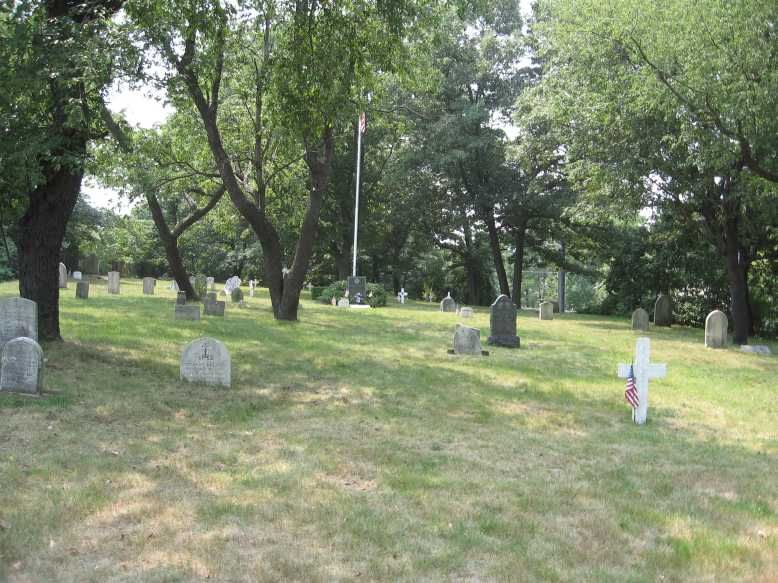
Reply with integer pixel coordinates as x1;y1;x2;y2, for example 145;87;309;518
624;364;639;408
359;111;367;134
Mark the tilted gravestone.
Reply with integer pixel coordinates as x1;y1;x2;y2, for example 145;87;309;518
705;310;728;349
231;287;244;303
451;324;484;355
174;304;201;321
0;298;37;351
107;271;120;294
631;308;649;332
194;275;208;298
75;281;89;299
653;294;672;326
58;262;68;289
142;277;156;295
440;293;456;313
539;301;554;321
204;300;225;317
0;337;44;395
180;337;230;388
176;291;187;305
488;294;519;348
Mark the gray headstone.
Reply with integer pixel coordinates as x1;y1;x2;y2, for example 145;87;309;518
459;307;474;318
72;271;82;280
75;281;89;299
452;324;483;355
440;297;456;313
337;298;350;308
347;276;367;299
206;277;215;291
204;300;225;317
189;276;196;288
654;294;672;326
0;298;37;351
631;308;649;332
551;300;560;314
488;294;519;348
204;291;217;303
107;271;120;294
705;310;728;349
142;277;156;295
58;262;68;289
194;275;208;298
180;337;230;388
176;291;187;305
174;304;201;321
231;287;244;303
0;337;44;395
740;344;771;355
539;301;554;321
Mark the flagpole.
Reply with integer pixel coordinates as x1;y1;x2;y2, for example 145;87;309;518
352;114;363;278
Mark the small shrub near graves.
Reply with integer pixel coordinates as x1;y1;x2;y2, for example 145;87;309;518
320;281;347;304
319;280;387;307
367;283;387;307
310;286;326;300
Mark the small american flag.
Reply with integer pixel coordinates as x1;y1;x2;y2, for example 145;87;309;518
624;364;639;409
359;111;367;134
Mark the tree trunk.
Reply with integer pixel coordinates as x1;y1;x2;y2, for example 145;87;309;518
484;209;510;296
335;250;350;281
511;226;526;306
17;166;82;341
146;193;198;300
724;217;750;344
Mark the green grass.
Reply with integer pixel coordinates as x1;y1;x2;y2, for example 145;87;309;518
0;277;776;582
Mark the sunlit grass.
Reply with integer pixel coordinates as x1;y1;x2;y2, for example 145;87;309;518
0;277;776;581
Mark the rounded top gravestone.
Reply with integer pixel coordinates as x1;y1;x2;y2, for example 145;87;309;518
705;310;728;349
231;287;244;303
1;337;44;394
58;262;68;289
654;294;672;326
180;337;231;388
0;297;38;351
440;293;456;313
539;301;554;321
631;307;649;332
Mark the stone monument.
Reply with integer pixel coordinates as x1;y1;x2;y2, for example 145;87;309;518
397;288;408;304
75;281;89;299
654;294;672;327
459;306;474;318
73;271;82;280
176;291;187;305
488;294;519;348
0;297;37;351
107;271;120;294
194;275;208;298
0;337;44;395
539;301;554;320
440;292;456;313
704;310;728;349
347;276;367;300
631;308;649;332
142;277;156;295
231;287;244;303
451;324;486;355
206;276;215;291
617;337;667;425
180;337;230;388
58;262;68;289
175;304;201;320
204;299;225;317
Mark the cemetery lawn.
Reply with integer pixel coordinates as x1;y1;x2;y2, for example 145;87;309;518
1;279;777;582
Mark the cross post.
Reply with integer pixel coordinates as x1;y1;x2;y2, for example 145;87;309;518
617;337;667;425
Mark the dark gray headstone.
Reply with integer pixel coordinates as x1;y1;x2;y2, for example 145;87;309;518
347;276;367;300
75;281;89;299
204;300;225;317
631;308;649;332
0;298;37;351
180;337;230;387
174;304;201;321
0;337;44;394
58;262;68;289
452;324;483;355
654;294;672;326
488;294;519;348
176;291;187;305
231;287;244;303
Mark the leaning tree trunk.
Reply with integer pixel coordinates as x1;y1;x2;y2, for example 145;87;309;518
17;166;82;341
725;218;751;345
511;226;527;306
483;210;510;296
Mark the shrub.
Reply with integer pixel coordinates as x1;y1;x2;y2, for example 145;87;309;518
319;280;387;307
310;286;326;300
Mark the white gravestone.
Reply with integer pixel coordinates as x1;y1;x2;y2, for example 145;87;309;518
0;298;37;351
440;292;456;313
459;306;474;318
72;271;82;280
617;337;667;425
539;301;554;320
704;310;728;349
180;337;231;388
397;288;408;304
206;276;215;291
107;271;120;294
337;298;350;308
0;337;44;395
249;279;256;297
58;262;68;289
224;276;241;295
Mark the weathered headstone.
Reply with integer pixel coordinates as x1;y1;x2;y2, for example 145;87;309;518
440;292;456;313
205;291;217;303
0;337;44;395
142;277;156;295
206;276;215;291
631;308;649;332
459;306;474;318
180;337;230;388
740;345;771;355
224;276;241;295
75;281;89;299
0;298;37;351
174;304;200;320
189;275;196;288
451;324;484;355
653;294;672;327
337;298;350;308
58;262;68;289
107;271;120;294
347;276;367;300
204;300;225;317
231;287;244;303
617;337;667;425
249;279;255;297
176;291;187;305
72;271;82;280
539;301;554;321
704;310;728;349
194;275;208;298
488;294;519;348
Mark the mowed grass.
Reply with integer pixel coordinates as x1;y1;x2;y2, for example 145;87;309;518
0;277;776;582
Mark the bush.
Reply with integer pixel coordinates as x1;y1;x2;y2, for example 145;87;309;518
310;286;326;300
367;283;387;307
320;281;347;304
319;280;387;307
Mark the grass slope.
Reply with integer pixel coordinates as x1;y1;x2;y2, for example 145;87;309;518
0;278;776;582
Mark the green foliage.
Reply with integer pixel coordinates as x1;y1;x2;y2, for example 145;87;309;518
319;280;386;307
310;286;326;300
319;280;347;304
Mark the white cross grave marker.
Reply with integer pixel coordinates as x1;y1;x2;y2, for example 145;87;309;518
617;337;667;425
397;288;408;304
